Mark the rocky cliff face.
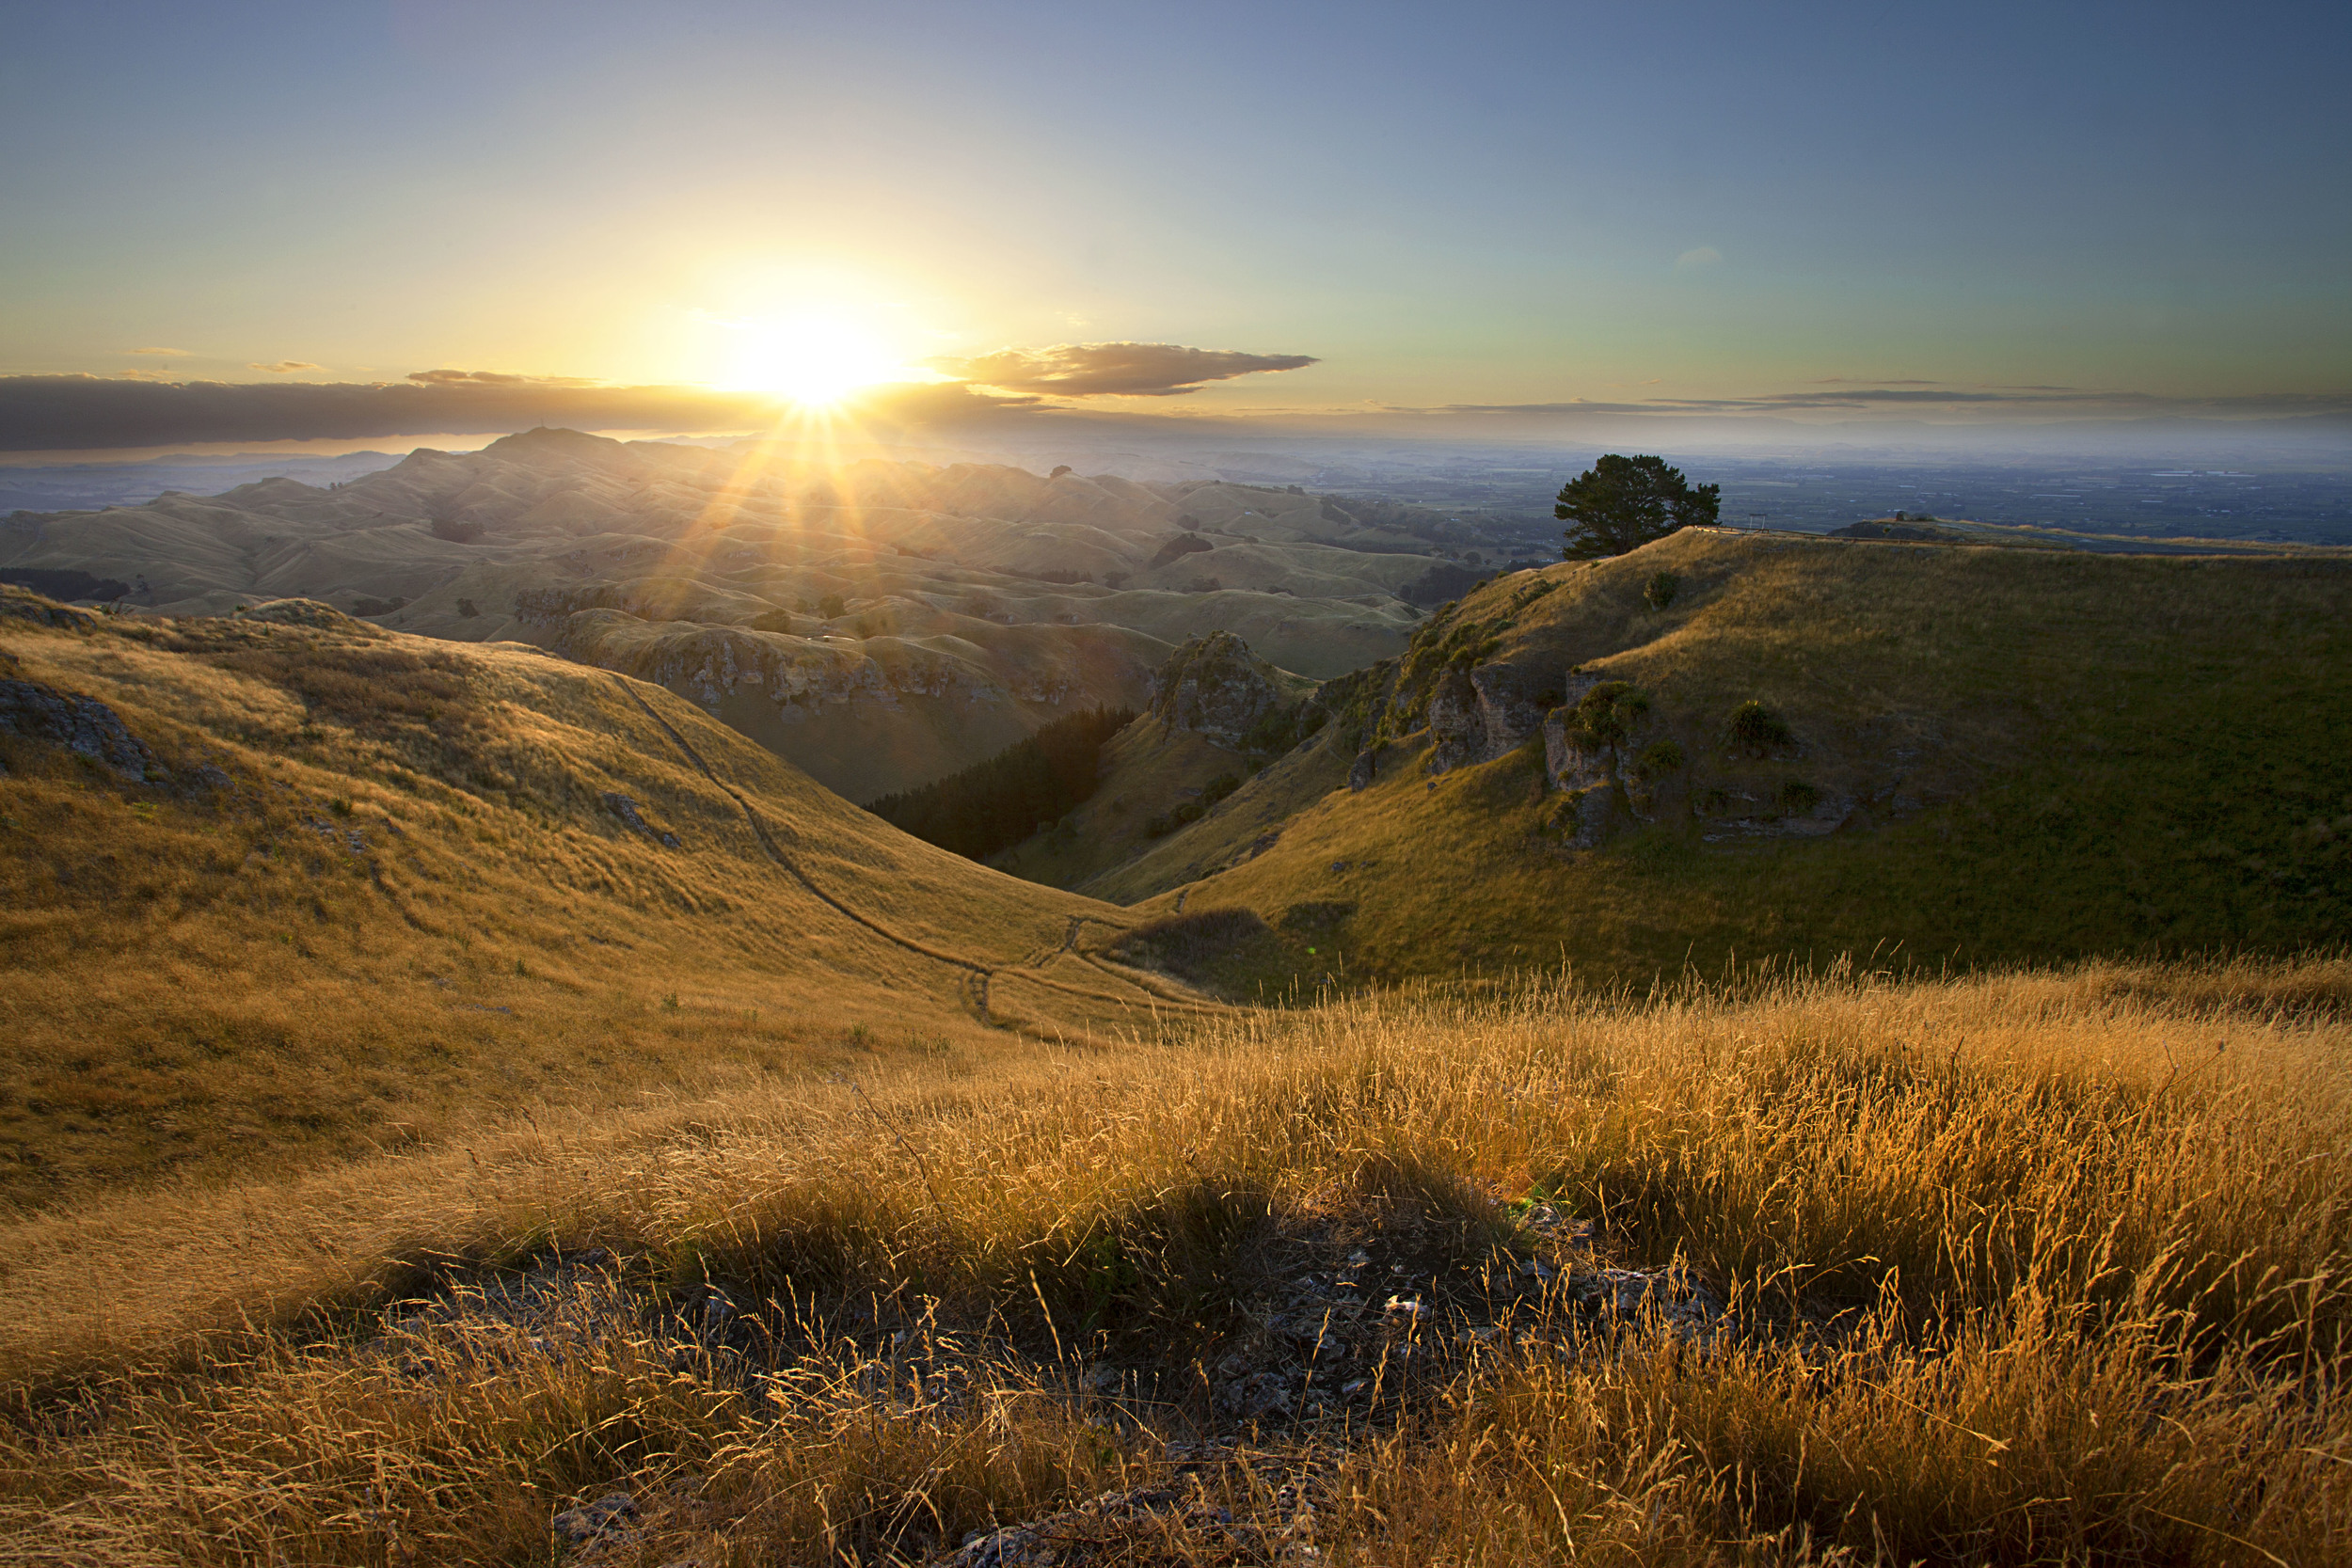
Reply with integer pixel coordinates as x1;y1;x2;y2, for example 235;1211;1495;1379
1150;631;1283;744
544;609;1121;723
1424;659;1552;775
1336;606;1920;852
1537;677;1646;847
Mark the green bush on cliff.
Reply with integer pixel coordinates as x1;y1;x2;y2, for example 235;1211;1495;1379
1729;700;1794;755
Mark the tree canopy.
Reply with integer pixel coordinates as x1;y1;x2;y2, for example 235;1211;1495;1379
1555;453;1720;559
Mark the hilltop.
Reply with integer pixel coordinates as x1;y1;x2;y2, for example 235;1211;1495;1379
993;527;2352;990
0;584;1201;1211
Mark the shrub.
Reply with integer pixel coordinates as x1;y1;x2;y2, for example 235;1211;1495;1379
1148;534;1214;569
454;597;480;619
1644;570;1681;610
1239;698;1327;756
1143;800;1207;838
1777;779;1821;816
1728;700;1793;754
1105;907;1273;978
1565;682;1649;749
817;592;848;619
1279;899;1355;932
1634;739;1686;780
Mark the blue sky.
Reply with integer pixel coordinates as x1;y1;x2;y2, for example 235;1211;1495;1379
3;0;2346;433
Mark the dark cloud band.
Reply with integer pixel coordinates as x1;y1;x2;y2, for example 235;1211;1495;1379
0;374;1034;451
932;341;1318;398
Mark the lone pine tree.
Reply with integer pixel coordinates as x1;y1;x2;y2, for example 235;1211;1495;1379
1556;453;1721;559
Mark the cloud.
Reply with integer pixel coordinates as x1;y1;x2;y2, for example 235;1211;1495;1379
1674;245;1724;273
407;367;599;388
129;346;189;357
248;360;323;373
0;373;1043;451
930;341;1318;398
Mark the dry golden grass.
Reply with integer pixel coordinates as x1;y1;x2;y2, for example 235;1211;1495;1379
0;602;1190;1210
4;956;2347;1563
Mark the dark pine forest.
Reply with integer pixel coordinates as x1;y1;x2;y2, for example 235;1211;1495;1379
865;705;1135;860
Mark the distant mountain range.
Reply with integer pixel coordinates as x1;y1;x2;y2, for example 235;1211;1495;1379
0;450;403;515
0;428;1496;799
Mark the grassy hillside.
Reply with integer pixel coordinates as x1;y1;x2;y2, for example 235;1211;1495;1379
4;958;2347;1562
1063;529;2352;990
0;588;1198;1212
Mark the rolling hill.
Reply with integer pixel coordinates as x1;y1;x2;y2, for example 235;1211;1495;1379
0;583;1206;1212
1;429;1443;800
997;526;2352;990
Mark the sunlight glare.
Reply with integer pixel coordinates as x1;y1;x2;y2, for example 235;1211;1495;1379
726;310;908;405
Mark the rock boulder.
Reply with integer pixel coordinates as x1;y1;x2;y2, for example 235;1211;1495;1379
0;679;158;781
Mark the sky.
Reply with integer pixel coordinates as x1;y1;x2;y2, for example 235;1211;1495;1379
3;0;2348;451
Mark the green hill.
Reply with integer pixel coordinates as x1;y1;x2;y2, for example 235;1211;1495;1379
1019;528;2352;990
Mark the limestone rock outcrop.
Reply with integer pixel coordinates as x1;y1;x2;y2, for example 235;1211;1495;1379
1424;658;1549;775
1151;631;1280;744
601;792;681;847
0;584;96;630
0;679;158;781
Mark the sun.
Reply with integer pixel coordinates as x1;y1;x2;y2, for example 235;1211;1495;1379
725;310;908;405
